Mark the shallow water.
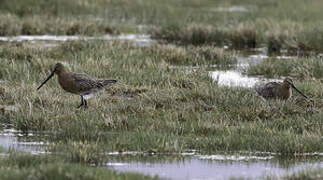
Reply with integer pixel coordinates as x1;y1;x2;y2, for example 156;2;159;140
0;127;322;179
0;34;153;47
0;129;48;154
209;53;294;88
169;52;288;88
210;70;277;88
106;154;323;180
209;6;249;12
0;104;20;112
210;53;267;88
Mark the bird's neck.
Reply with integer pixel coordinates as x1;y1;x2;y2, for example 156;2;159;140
56;68;69;77
282;83;291;89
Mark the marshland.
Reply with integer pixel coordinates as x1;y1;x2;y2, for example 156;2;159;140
0;0;322;179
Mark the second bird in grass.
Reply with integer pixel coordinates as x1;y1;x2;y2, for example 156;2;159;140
256;77;308;100
37;62;117;108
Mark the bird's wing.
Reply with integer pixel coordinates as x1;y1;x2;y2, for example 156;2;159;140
256;82;280;99
72;73;98;93
72;73;117;93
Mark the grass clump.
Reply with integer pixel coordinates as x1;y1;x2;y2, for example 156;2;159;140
144;44;237;66
151;24;258;48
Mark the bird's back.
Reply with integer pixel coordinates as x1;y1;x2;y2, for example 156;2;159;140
256;82;281;99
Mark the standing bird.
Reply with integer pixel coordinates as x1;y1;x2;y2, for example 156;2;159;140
37;62;117;108
256;77;308;100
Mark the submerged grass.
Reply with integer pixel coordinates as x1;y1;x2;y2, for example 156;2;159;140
263;168;323;180
0;41;322;160
0;153;158;180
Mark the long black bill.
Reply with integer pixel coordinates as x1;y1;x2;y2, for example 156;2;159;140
37;70;55;90
291;84;308;99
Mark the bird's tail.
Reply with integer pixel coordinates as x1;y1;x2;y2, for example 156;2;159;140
101;80;117;87
95;80;117;89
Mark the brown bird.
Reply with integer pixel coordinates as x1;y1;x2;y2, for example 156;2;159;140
256;77;308;100
37;62;117;108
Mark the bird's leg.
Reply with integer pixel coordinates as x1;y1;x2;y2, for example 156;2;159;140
77;95;85;108
84;99;88;108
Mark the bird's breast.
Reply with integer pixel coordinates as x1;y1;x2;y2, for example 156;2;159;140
57;73;79;94
278;86;292;100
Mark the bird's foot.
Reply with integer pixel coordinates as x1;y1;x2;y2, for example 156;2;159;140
77;99;88;109
77;103;84;108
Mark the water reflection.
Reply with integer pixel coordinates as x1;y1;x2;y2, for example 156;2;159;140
0;34;153;47
0;129;49;154
210;70;276;88
209;53;288;88
107;155;323;180
211;6;249;12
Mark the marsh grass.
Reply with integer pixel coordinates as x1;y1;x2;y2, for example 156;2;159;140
0;14;124;36
146;0;323;52
143;44;237;65
0;41;322;160
246;57;323;79
151;24;259;48
153;21;323;52
1;0;323;53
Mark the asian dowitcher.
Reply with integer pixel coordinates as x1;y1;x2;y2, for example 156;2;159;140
256;77;308;100
37;62;117;108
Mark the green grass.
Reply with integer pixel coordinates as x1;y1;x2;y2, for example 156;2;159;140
0;41;322;159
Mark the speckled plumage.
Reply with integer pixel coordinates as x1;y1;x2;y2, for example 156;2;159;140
37;62;117;108
256;78;307;100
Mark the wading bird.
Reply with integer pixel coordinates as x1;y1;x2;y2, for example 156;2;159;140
256;77;308;100
37;62;117;108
